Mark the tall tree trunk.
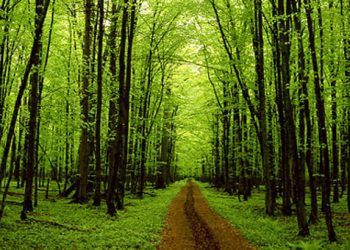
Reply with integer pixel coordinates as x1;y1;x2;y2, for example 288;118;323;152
114;0;137;209
222;80;231;194
15;112;23;189
214;113;221;188
76;0;93;203
340;0;350;213
329;1;339;204
138;47;153;197
156;88;171;189
137;11;159;196
231;81;240;194
271;3;290;215
292;0;318;224
22;0;47;217
93;0;104;207
106;2;120;216
304;0;336;241
254;0;274;216
283;0;309;236
210;0;275;214
0;0;50;189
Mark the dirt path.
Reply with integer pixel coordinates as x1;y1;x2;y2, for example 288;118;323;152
158;181;256;250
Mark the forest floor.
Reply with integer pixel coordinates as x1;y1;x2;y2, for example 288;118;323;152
1;180;349;249
0;180;185;249
199;182;350;250
158;180;256;250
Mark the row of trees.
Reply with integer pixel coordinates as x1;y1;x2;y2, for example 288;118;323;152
0;0;349;243
199;0;349;242
0;0;184;220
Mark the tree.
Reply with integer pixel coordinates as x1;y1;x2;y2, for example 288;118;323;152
76;0;93;203
93;0;104;207
304;0;336;241
106;1;120;216
0;0;50;195
156;88;172;188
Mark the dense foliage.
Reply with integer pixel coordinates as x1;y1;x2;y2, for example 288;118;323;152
0;0;349;246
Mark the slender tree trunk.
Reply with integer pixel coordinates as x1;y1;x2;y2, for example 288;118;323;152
254;0;274;216
271;6;290;215
232;82;240;194
291;0;318;224
76;0;93;203
211;0;274;213
214;114;221;188
328;1;339;204
0;1;12;143
22;0;48;217
304;0;336;241
106;2;119;216
15;114;23;189
156;88;171;189
341;0;350;213
114;0;137;209
222;80;231;194
93;0;104;207
0;0;50;189
138;19;156;196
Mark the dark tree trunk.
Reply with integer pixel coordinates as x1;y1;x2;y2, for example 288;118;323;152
114;0;137;209
0;0;50;190
76;0;93;203
292;0;318;224
22;0;48;217
0;1;15;143
138;18;155;197
156;88;171;189
222;80;231;194
93;0;104;207
341;3;350;213
274;0;293;216
304;0;336;241
15;111;23;189
106;2;120;216
231;82;240;194
254;0;275;216
340;0;350;212
330;35;339;204
283;0;309;235
210;0;274;214
214;114;221;188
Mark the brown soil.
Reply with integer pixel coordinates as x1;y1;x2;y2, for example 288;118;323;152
158;181;256;250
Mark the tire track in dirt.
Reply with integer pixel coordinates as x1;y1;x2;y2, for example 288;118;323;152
158;180;256;250
184;183;220;249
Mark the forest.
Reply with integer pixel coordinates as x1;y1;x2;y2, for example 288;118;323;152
0;0;349;249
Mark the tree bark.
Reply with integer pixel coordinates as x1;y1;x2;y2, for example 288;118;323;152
340;0;350;213
93;0;104;207
304;0;336;241
254;0;275;216
76;0;93;203
22;0;47;217
114;0;137;209
0;0;50;190
156;88;171;189
106;2;120;216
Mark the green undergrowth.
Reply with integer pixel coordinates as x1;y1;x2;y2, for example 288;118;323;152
198;182;350;250
0;180;185;250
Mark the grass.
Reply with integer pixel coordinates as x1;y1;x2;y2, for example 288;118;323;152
198;182;350;250
0;180;185;250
